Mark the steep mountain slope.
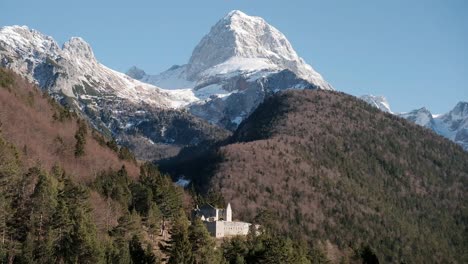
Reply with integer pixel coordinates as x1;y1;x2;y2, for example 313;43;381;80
162;90;468;263
0;25;229;160
129;10;332;130
0;67;139;180
0;68;192;263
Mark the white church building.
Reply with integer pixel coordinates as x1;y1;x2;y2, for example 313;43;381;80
193;203;252;238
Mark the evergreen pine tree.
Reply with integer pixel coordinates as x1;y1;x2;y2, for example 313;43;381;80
146;204;162;242
74;119;87;157
222;236;249;264
169;212;194;264
62;178;104;263
129;235;158;264
189;218;223;264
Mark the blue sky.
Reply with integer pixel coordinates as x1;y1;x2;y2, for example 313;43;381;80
1;0;466;113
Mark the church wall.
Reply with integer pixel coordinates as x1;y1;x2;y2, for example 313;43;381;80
223;221;251;237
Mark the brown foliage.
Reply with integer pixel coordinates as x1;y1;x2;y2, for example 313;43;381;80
0;68;139;182
89;191;124;236
172;89;468;263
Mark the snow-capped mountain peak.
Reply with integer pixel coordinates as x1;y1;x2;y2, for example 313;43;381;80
389;101;468;151
225;10;247;19
0;25;198;108
445;102;468;121
400;107;434;128
185;10;331;89
0;25;60;58
62;37;96;62
125;10;332;129
360;95;392;113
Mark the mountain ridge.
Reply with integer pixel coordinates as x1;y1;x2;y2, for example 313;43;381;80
360;94;468;150
0;25;230;160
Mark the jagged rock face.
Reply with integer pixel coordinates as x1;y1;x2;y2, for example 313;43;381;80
0;25;228;160
0;26;60;86
186;10;326;85
129;10;332;130
62;37;96;61
189;69;317;130
442;102;468;130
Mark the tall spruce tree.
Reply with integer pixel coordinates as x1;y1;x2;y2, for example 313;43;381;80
169;212;194;264
188;218;223;264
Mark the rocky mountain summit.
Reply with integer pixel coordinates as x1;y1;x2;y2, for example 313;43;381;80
128;10;332;130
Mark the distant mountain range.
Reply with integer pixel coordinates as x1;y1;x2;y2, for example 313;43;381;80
0;10;330;159
360;95;468;150
1;9;464;157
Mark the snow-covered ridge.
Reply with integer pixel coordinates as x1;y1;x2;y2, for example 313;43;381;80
399;107;434;128
0;25;197;109
360;95;392;113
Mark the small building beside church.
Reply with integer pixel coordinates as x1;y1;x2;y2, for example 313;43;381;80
193;203;252;238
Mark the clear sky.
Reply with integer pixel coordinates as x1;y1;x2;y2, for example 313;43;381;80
1;0;466;113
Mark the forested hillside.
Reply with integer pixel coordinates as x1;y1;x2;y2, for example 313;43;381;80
162;89;468;263
0;68;139;180
1;67;322;264
2;67;468;263
0;68;188;263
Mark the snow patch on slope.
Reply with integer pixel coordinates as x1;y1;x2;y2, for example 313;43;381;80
139;65;195;90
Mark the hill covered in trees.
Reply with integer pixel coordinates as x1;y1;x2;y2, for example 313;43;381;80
0;67;321;264
161;89;468;263
0;68;190;263
2;67;468;263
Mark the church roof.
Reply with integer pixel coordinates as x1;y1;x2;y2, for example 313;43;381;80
200;204;218;210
